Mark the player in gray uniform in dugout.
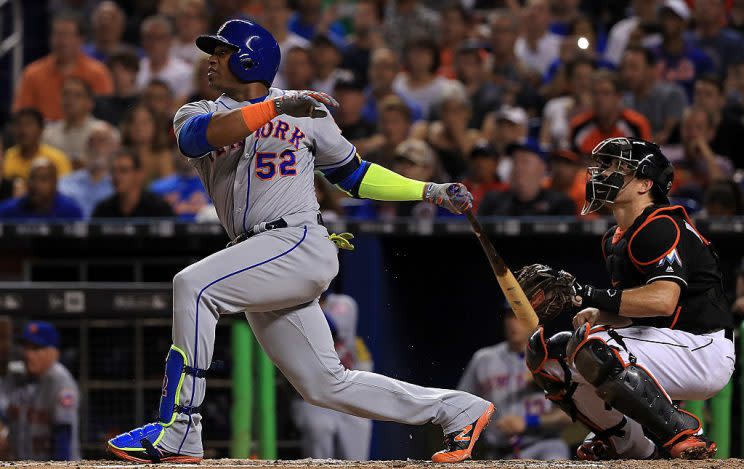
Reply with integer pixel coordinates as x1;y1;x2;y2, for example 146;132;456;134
108;19;494;464
458;306;570;460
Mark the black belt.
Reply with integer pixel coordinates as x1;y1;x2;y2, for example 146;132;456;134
227;213;323;247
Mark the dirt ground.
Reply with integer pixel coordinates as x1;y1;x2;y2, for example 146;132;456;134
1;459;743;469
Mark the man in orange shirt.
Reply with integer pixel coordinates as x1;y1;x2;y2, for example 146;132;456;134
569;70;652;156
13;12;114;121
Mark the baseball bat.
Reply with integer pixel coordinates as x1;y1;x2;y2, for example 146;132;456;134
465;210;539;330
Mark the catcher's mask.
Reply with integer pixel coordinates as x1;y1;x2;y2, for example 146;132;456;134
582;137;674;215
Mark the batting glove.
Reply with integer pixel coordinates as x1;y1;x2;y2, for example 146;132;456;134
423;183;473;214
273;91;339;118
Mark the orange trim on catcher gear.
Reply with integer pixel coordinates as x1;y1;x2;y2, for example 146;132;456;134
240;100;278;132
628;214;680;267
662;409;702;448
670;305;682;329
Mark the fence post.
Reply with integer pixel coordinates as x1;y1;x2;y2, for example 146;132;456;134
257;347;277;459
231;321;253;458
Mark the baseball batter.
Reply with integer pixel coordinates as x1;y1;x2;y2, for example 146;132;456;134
457;308;570;460
107;19;493;464
292;293;373;460
520;137;734;460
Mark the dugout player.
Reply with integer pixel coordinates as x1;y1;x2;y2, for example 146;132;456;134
107;19;494;464
521;137;734;460
458;305;570;460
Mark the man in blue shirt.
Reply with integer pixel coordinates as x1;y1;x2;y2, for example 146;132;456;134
0;159;83;220
58;121;116;218
686;0;744;77
149;150;209;221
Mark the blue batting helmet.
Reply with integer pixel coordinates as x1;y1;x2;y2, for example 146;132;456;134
196;19;280;87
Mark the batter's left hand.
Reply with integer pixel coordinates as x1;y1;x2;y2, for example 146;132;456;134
423;183;473;214
273;91;339;118
495;415;526;436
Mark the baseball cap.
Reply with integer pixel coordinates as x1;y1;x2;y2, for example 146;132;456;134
470;141;499;159
394;139;435;167
21;321;60;348
496;106;528;127
506;137;549;163
660;0;690;21
334;69;366;92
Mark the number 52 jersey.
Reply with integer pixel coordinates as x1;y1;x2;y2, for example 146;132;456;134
173;88;356;239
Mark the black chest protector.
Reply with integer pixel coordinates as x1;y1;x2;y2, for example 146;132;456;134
601;205;732;333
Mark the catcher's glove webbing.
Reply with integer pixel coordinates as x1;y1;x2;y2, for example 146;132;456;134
516;264;577;323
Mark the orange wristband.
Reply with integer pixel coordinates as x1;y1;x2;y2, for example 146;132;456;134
240;100;278;131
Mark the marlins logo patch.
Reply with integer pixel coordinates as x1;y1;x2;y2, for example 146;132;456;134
658;248;682;271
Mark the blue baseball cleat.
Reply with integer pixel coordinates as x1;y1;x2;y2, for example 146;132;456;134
107;422;202;463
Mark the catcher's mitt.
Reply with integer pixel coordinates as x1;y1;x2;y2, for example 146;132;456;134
516;263;578;323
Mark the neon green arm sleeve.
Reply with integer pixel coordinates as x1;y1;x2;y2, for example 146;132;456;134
357;162;426;201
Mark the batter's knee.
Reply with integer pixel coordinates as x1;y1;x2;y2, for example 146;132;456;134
294;366;349;408
173;267;201;295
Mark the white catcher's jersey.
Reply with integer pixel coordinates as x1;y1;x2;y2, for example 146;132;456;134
173;89;355;239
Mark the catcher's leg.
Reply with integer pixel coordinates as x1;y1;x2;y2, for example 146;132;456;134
567;324;732;459
527;327;656;460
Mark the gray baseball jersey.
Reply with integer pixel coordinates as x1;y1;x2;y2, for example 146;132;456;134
173;89;355;239
160;91;490;456
458;343;554;451
5;362;80;460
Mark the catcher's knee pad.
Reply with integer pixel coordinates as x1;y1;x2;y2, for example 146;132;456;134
568;326;701;447
526;328;577;417
158;345;207;426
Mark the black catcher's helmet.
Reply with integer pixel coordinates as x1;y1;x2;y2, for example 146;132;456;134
583;137;674;214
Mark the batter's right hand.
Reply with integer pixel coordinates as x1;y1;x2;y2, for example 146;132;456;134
273;91;339;118
572;307;600;329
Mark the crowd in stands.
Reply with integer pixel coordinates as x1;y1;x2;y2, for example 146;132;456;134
1;0;744;222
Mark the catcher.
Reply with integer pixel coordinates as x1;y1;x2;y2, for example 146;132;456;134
518;137;734;460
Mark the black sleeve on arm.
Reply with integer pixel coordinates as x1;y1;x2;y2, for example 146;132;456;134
628;215;688;288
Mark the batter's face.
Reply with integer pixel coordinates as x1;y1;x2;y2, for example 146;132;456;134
207;44;241;91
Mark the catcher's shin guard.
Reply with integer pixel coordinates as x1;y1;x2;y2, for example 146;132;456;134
527;328;580;417
567;324;703;452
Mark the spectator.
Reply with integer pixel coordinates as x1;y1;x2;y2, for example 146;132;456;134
724;58;744;116
142;79;177;133
362;48;423;126
701;179;744;216
663;107;731;200
393;38;452;119
149;150;209;220
549;0;582;36
389;138;447;219
92;150;174;218
310;35;344;95
42;78;106;168
381;0;441;54
461;142;508;212
262;0;310;89
438;4;470;79
83;1;128;63
514;0;562;77
0;159;83;220
457;306;571;460
693;74;744;167
548;148;586;215
341;0;384;86
0;138;21;202
540;57;595;149
454;43;503;129
314;175;343;222
187;55;221;102
688;0;744;77
120;104;174;183
621;46;687;145
58;121;117;218
136;15;193;100
489;10;524;87
483;105;529;154
655;0;715;99
288;0;346;44
332;71;377;152
4;109;72;182
732;0;744;34
4;322;80;460
12;12;114;121
365;96;414;169
604;0;662;66
478;139;576;216
283;47;315;91
569;70;652;155
94;47;142;126
171;0;209;66
412;83;481;179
